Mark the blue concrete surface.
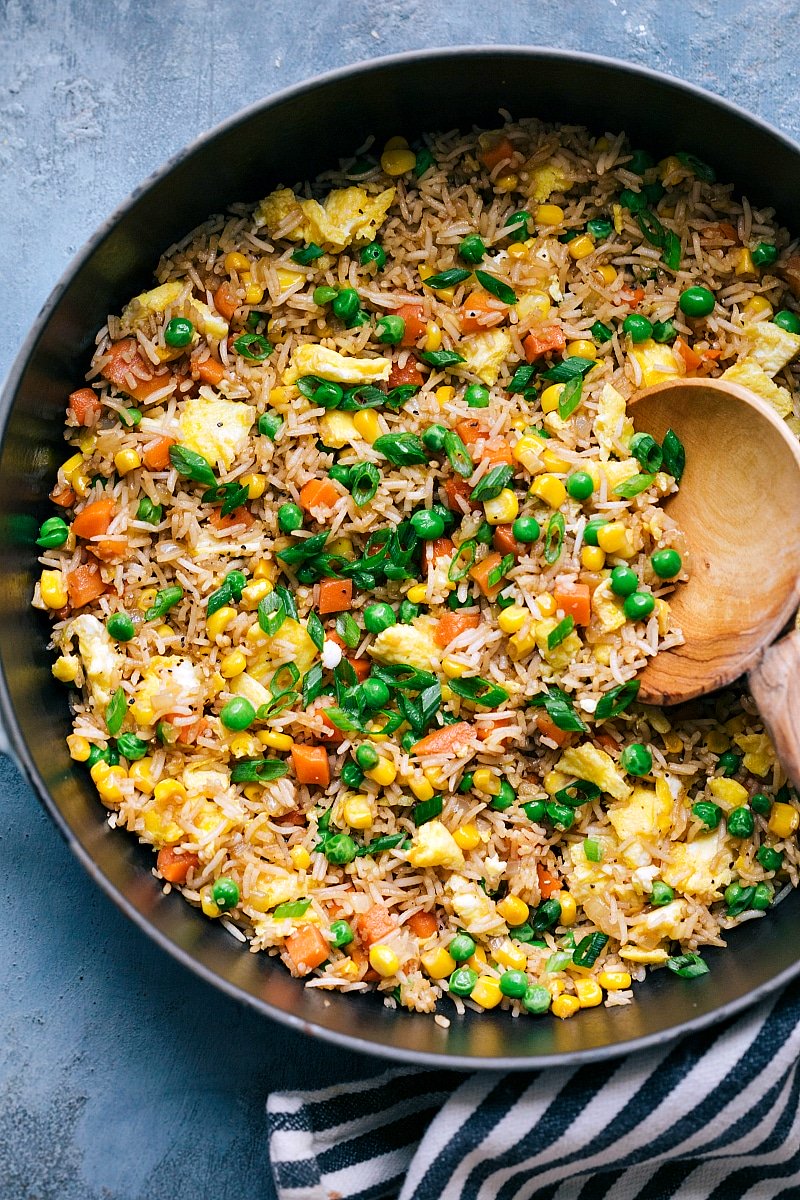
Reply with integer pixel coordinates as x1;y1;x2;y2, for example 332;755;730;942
2;2;800;1196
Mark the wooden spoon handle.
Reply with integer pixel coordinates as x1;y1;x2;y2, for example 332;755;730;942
748;629;800;791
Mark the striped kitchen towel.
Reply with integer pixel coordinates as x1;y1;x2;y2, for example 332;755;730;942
268;978;800;1200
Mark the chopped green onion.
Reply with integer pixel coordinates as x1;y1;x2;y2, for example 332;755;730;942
474;270;516;305
583;838;603;863
448;676;509;707
413;795;444;825
470;465;513;502
543;511;566;564
230;759;290;783
233;333;272;361
145;585;183;622
558;376;583;420
348;461;381;507
423;268;471;289
447;539;477;582
555;779;601;806
257;590;287;637
675;152;715;182
612;473;655;498
335;612;360;649
372;433;428;466
572;931;608;968
443;430;473;478
487;553;514;588
630;432;663;473
529;686;588;733
540;357;595;382
307;611;325;652
169;444;216;487
291;243;324;265
507;364;536;394
273;898;312;918
666;952;710;979
661;428;686;481
418;349;466;369
594;680;640;721
105;687;126;737
547;615;574;650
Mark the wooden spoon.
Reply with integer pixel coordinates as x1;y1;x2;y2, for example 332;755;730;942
628;377;800;784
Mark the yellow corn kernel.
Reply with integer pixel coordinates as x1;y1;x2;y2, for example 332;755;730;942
442;656;469;678
658;154;683;181
225;251;250;273
540;384;563;414
381;146;416;176
342;793;374;830
200;885;221;918
567;339;595;359
536;592;557;617
219;649;247;679
243;783;264;802
90;762;127;804
664;731;683;754
598;969;632;991
423;766;449;790
369;944;400;976
618;946;668;964
467;944;487;972
353;409;381;444
541;448;570;474
206;606;236;639
384;136;408;150
276;267;303;292
72;472;91;498
406;583;428;604
519;289;551;322
230;733;259;758
580;545;606;571
498;605;527;635
61;452;84;482
409;774;435;802
597;522;627;553
497;895;529;927
114;448;142;476
251;560;273;582
129;757;155;794
420;264;455;303
507;242;528;259
153;779;187;805
471;976;503;1009
289;845;311;870
511;416;527;431
328;536;354;559
453;823;481;851
556;891;577;926
40;570;68;609
67;734;91;762
258;730;293;752
743;295;773;321
494;940;527;971
568;234;595;260
530;474;567;508
245;281;265;305
424;321;442;352
421;947;456;980
75;429;97;454
704;729;731;753
769;802;799;838
366;757;397;787
495;172;518;193
52;655;79;683
597;264;617;285
137;587;157;613
332;957;359;980
734;248;755;276
508;628;536;659
552;993;581;1019
708;777;749;808
153;625;172;641
241;473;266;500
472;768;501;797
574;978;603;1008
440;684;454;703
536;204;565;225
240;580;272;610
435;385;455;406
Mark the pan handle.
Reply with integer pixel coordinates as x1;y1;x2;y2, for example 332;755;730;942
748;627;800;791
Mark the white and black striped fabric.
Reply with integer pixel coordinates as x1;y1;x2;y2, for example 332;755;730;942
268;980;800;1200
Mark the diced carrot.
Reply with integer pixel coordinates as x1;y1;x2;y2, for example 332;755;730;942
299;478;342;512
491;525;521;558
554;583;591;626
71;498;115;539
455;418;487;446
317;708;346;744
395;303;427;347
412;721;473;756
285;924;329;975
208;506;255;532
156;846;200;884
355;904;395;947
426;536;454;564
478;441;514;468
701;347;723;361
101;339;167;402
535;713;573;747
434;610;480;648
595;731;619;753
459;290;506;333
318;578;352;614
92;538;129;562
469;551;505;599
213;281;239;321
194;357;226;386
479;134;515;171
444;475;479;513
408;910;438;939
537;864;561;899
388;357;424;389
347;656;371;682
142;436;176;471
477;717;515;743
615;286;645;308
326;630;347;651
66;562;107;608
68;388;101;425
50;483;76;508
523;326;566;363
675;337;702;372
273;810;307;827
703;221;738;242
291;743;331;787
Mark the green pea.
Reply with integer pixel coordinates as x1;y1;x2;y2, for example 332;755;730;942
375;314;406;345
364;603;395;634
510;922;536;943
623;313;653;343
724;881;752;915
523;984;552;1014
410;509;445;539
277;502;304;534
620;743;652;776
116;732;149;761
136;497;163;525
120;408;142;427
398;599;420;623
359;677;390;709
522;799;546;822
752;881;774;911
448;966;478;996
619;187;647;212
750;792;772;815
624;591;655;620
459;234;486;264
330;918;354;947
627;149;654;175
566;471;594;501
583;518;609;547
757;845;783;872
107;613;135;642
717;750;742;776
651;319;678;344
773;310;800;335
36;516;69;548
314;380;344;408
475;520;493;545
679;286;715;317
164;317;194;348
692;800;722;829
752;243;778;268
211;877;240;911
458;772;474;794
258;411;283;439
448;932;475;962
650;880;674;907
360;242;386;269
545;801;575;830
499;969;528;998
511;515;540;543
87;744;108;769
355;743;379;770
643;180;665;205
727;806;755;838
313;285;338;306
325;834;358;865
465;383;490;408
220;697;256;731
491;779;516;812
609;565;638;597
422;424;448;452
591;319;614;343
328;464;352;488
332;289;361;322
651;548;682;578
587;217;613;240
341;761;364;788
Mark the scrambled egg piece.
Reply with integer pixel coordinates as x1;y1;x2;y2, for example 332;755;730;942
318;411;359;449
591;578;626;633
599;458;640;492
406;820;464;870
662;827;733;901
130;656;204;726
69;614;121;707
721;359;793;418
743;321;800;376
633;899;690;945
527;162;569;203
446;874;504;934
142;800;184;846
188;298;229;342
608;784;672;869
248;870;305;912
457;330;512;386
248;618;318;682
628;339;685;389
183;764;230;801
368;618;441;673
556;743;632;801
733;732;775;778
256;185;395;251
594;383;634;459
122;281;185;326
178;390;256;470
283;344;391;386
535;616;582;670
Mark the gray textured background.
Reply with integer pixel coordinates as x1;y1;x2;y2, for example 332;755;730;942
2;2;799;1197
